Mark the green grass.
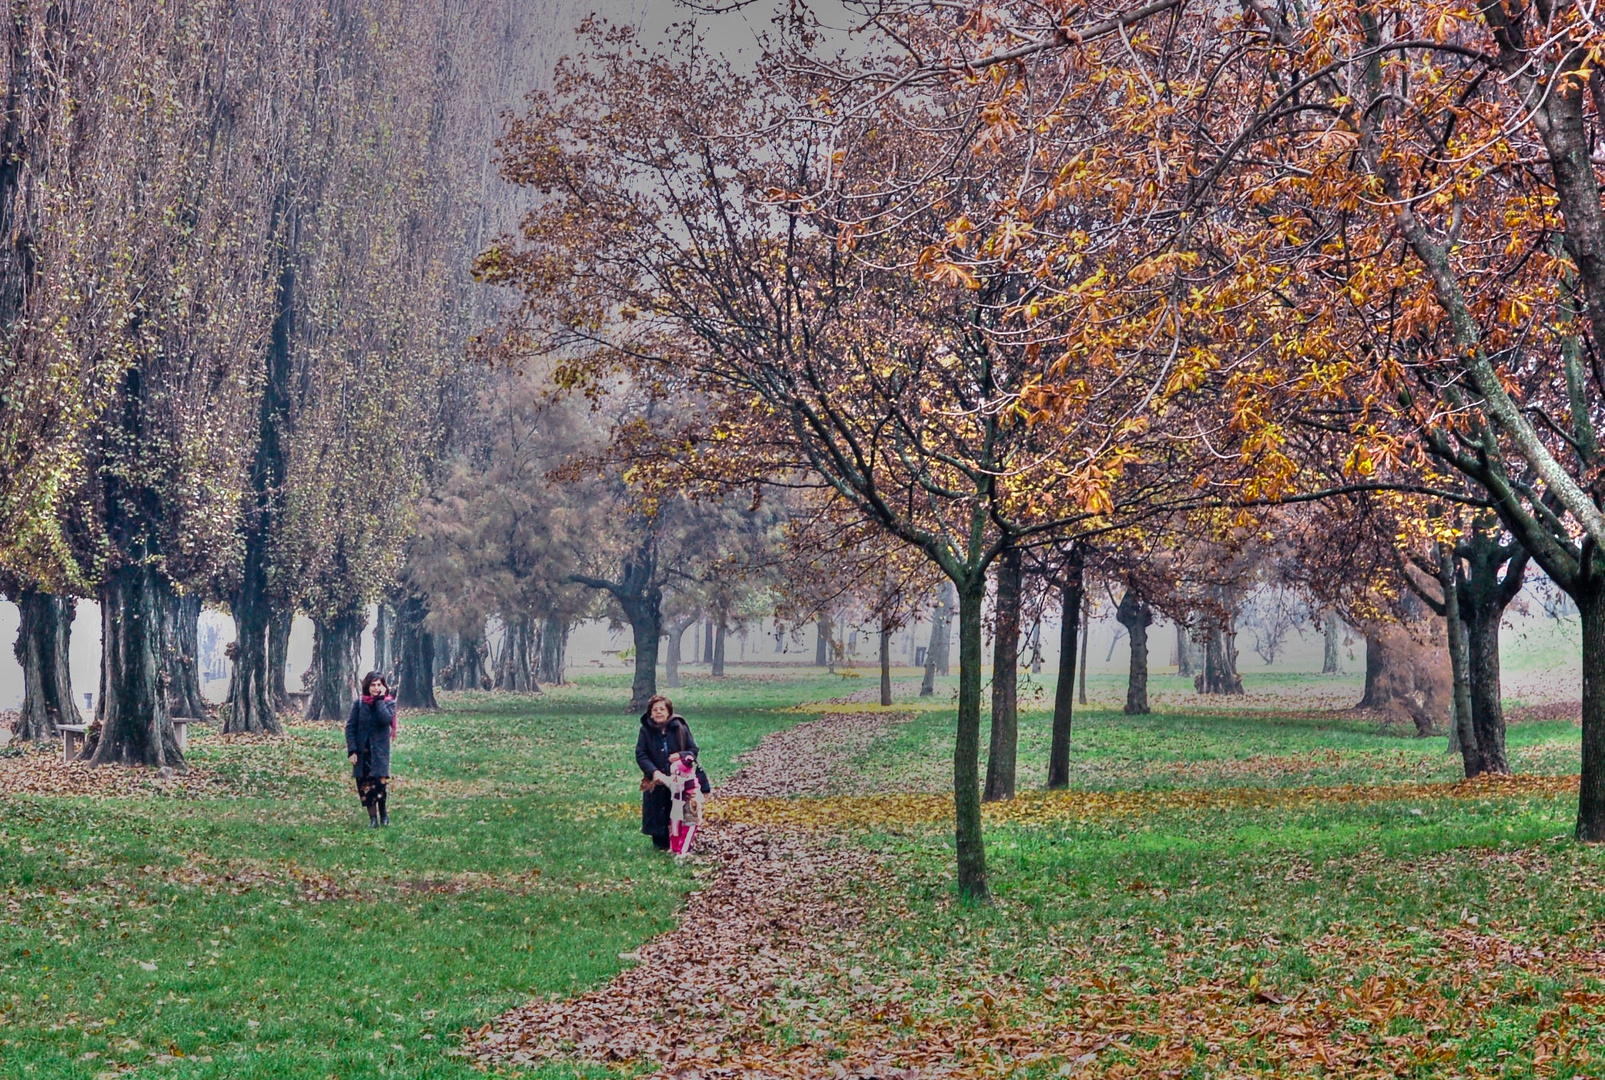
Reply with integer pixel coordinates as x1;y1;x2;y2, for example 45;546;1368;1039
836;784;1605;1076
840;688;1582;794
0;672;845;1080
4;664;1596;1078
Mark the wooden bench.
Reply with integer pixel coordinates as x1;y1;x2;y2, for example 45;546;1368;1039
57;724;88;763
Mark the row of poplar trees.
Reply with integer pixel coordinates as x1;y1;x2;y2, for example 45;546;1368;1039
0;0;524;766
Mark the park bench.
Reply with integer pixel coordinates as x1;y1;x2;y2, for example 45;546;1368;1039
57;724;88;763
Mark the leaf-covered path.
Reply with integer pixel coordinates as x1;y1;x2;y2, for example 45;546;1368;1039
476;707;911;1073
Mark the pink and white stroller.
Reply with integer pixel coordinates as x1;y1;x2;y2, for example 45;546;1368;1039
665;752;704;856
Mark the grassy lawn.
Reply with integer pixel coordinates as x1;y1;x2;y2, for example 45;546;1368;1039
5;663;1599;1078
824;783;1605;1077
840;695;1582;794
0;671;845;1080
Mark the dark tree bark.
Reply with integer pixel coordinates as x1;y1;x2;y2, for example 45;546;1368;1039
984;547;1022;802
267;608;292;712
536;614;568;685
953;576;989;901
1077;597;1091;704
1199;598;1243;695
1115;586;1153;715
1455;529;1527;777
306;610;363;722
84;563;183;769
920;584;954;697
1048;556;1084;790
1321;609;1343;675
572;526;661;711
664;612;697;688
879;618;893;707
1358;631;1383;708
163;587;206;719
621;596;662;709
814;612;828;666
13;590;77;741
225;252;293;736
1578;580;1605;841
711;618;727;677
394;594;437;709
1442;558;1479;775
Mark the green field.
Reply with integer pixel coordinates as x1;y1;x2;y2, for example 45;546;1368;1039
0;673;845;1079
4;665;1602;1078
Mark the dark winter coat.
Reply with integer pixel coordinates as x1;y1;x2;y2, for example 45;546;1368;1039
346;696;396;779
636;713;699;837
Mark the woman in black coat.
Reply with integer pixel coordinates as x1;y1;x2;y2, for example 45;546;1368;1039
346;671;396;827
636;693;703;850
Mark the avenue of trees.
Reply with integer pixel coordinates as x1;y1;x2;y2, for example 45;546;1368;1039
475;0;1605;898
4;0;1603;903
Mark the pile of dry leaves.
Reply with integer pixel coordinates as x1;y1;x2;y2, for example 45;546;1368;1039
717;709;913;799
476;823;888;1074
0;741;216;798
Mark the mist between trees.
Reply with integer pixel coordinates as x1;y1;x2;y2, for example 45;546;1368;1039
3;0;1605;901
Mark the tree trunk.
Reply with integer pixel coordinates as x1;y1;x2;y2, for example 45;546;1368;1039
1446;597;1479;775
306;610;363;722
984;548;1021;802
1116;587;1152;715
536;614;568;685
711;619;727;677
1462;604;1510;775
1201;618;1244;695
618;588;662;712
920;584;954;697
373;603;393;679
13;590;77;741
163;587;206;719
267;608;292;712
394;595;437;709
1454;534;1527;775
1358;631;1383;707
84;564;182;768
1577;581;1605;841
953;576;989;901
1322;609;1343;675
879;618;892;706
1077;596;1091;704
225;568;278;734
665;614;696;689
225;251;292;737
1048;564;1083;790
1175;619;1196;678
495;616;536;692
